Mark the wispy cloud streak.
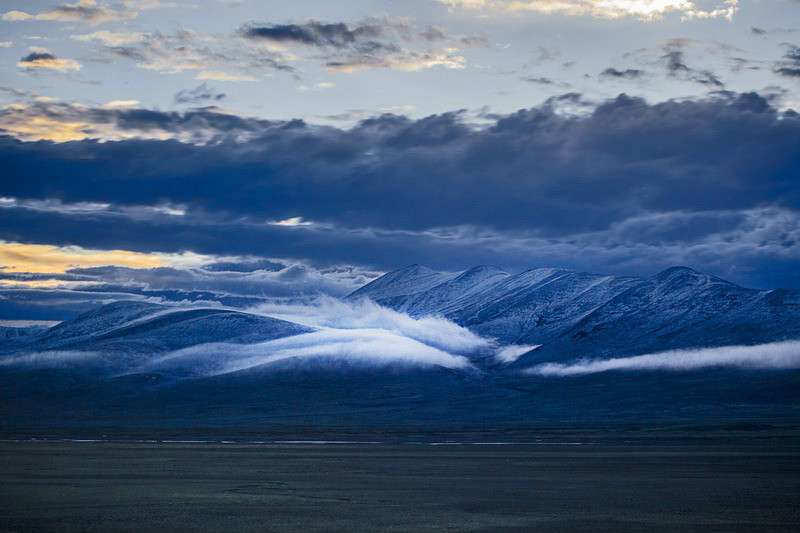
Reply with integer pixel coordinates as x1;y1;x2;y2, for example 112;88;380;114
527;341;800;376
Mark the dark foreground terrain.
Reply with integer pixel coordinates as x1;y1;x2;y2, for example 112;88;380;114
1;435;799;533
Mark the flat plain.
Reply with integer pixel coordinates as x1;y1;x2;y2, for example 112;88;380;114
1;436;799;533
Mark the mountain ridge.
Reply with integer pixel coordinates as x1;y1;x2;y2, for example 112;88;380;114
348;264;800;364
2;264;799;428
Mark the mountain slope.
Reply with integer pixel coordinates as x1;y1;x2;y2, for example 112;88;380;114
2;267;800;431
1;301;314;357
348;265;641;344
349;265;800;360
513;267;800;366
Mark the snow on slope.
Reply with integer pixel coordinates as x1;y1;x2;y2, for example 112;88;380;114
349;265;800;363
1;301;314;357
348;265;640;344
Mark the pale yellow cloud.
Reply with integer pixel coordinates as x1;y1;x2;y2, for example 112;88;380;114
103;100;140;108
0;101;257;143
71;30;147;45
3;1;138;25
0;242;166;274
0;241;213;275
196;71;257;82
3;115;93;142
18;47;82;72
1;11;34;21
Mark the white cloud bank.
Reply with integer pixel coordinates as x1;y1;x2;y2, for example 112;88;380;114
249;296;491;355
148;327;476;376
143;297;498;376
527;341;800;376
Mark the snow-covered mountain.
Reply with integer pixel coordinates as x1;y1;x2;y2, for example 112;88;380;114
1;301;313;358
348;265;800;364
1;266;799;430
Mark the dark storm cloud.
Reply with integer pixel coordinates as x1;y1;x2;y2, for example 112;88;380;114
174;84;226;105
1;91;799;289
600;67;645;79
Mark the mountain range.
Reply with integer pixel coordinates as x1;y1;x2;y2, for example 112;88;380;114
349;265;800;365
1;265;799;431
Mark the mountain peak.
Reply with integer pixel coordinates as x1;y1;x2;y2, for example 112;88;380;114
653;266;736;286
399;264;436;274
655;266;701;277
458;265;508;277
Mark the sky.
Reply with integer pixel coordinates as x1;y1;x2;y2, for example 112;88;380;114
0;0;799;320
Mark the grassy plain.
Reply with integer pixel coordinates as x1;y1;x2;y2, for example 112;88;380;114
1;436;799;532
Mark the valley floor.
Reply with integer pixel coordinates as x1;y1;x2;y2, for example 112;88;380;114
1;437;799;532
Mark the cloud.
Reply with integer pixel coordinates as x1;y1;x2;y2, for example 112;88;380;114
0;240;209;275
522;76;557;85
174;84;226;105
71;30;147;46
0;196;185;218
240;19;406;49
3;1;137;25
2;11;35;21
1;298;491;374
0;350;104;368
104;100;140;108
17;47;81;72
775;44;800;78
142;297;492;376
99;29;292;78
325;50;465;72
240;16;467;73
121;0;181;9
661;47;723;86
527;341;800;376
250;296;490;351
437;0;739;21
0;100;273;141
149;328;472;377
68;262;378;298
0;242;382;317
496;344;540;362
195;71;257;82
600;67;645;79
0;91;799;289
